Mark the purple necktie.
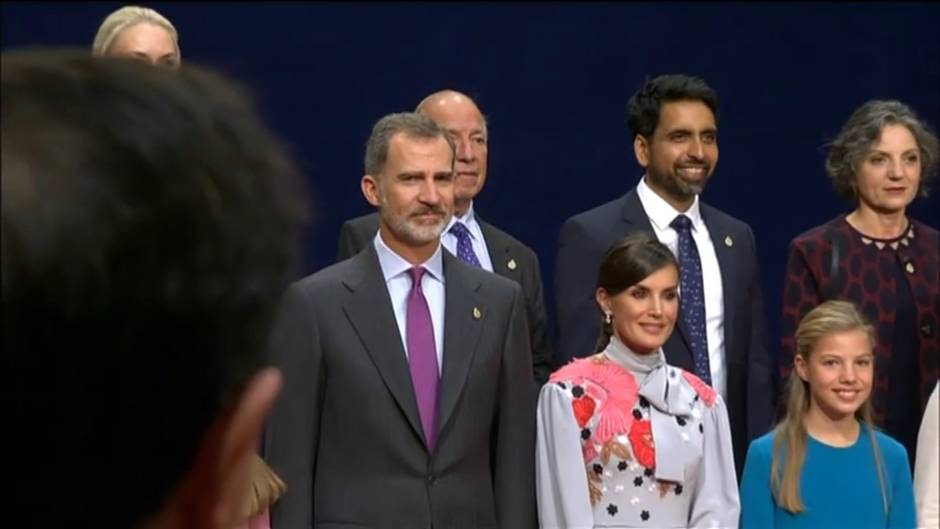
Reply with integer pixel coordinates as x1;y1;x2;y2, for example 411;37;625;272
449;222;482;267
406;266;440;450
670;214;711;385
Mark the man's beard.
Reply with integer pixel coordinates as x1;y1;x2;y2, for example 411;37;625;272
381;200;450;246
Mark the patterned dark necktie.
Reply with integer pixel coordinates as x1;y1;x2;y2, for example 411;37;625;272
406;266;440;450
449;222;482;267
670;214;711;385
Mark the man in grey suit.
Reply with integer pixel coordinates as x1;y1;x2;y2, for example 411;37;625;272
337;90;553;386
266;112;536;529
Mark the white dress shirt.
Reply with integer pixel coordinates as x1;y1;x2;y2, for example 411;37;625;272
636;176;727;399
374;233;446;374
442;202;494;272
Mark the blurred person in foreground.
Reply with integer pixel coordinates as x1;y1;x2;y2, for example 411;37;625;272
4;50;307;529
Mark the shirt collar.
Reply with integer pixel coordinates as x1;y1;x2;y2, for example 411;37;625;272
373;231;445;283
636;175;704;232
445;201;478;239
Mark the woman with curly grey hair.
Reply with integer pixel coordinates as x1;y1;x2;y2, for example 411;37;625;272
779;100;939;469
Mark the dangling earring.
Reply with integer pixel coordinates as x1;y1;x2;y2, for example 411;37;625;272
604;312;612;325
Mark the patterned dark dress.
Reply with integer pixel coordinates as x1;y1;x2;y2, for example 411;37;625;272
780;215;939;463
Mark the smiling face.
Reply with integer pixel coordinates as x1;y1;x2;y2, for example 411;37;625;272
596;264;679;354
795;328;874;423
635;100;718;208
107;22;180;69
854;124;922;215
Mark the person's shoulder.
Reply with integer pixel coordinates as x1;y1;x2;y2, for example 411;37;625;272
548;354;627;387
341;211;379;233
678;369;719;408
294;252;366;292
562;192;633;228
477;219;539;262
789;216;846;247
912;218;939;242
698;200;752;231
450;253;522;297
748;429;778;457
871;428;910;466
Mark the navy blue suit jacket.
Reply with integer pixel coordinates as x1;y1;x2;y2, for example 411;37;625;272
554;188;776;475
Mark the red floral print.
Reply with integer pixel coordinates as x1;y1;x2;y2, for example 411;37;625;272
628;419;655;469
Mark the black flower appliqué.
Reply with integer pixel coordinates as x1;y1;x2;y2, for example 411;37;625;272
593;463;603;475
675;484;683;495
607;504;618;516
641;510;650;521
617;461;628;471
644;467;654;477
633;476;643;487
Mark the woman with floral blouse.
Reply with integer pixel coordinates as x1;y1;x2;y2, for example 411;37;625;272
536;232;739;528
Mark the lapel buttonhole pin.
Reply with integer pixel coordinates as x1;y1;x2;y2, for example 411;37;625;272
507;259;517;271
724;236;733;247
473;307;482;319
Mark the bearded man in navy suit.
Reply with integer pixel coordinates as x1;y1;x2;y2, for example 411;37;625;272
554;74;775;476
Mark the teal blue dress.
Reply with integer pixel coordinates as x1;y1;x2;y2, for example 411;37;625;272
740;424;916;529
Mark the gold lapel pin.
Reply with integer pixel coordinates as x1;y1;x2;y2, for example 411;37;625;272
906;262;915;274
724;236;733;247
507;258;517;271
473;307;482;319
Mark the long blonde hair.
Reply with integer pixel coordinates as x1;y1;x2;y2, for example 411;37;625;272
771;300;888;514
242;454;287;520
92;6;180;58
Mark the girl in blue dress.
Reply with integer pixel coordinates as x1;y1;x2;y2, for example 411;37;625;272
740;300;915;528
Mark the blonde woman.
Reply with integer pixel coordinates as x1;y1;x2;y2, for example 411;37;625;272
92;5;180;68
740;301;915;528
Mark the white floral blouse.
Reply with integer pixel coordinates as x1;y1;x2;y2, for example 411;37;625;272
536;336;740;528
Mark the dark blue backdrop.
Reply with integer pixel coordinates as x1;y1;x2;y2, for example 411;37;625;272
4;2;938;365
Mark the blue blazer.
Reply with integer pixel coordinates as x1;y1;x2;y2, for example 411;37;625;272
553;188;776;475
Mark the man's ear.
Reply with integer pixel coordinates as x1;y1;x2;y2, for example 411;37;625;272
362;175;382;207
152;368;283;529
633;134;650;168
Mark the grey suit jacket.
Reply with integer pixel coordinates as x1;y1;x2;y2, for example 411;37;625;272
265;244;537;529
554;188;775;476
336;212;554;385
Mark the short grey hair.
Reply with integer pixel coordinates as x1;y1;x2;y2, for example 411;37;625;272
364;112;455;177
826;100;939;201
92;6;180;58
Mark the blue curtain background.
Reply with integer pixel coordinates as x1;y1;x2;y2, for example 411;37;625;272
4;2;938;365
